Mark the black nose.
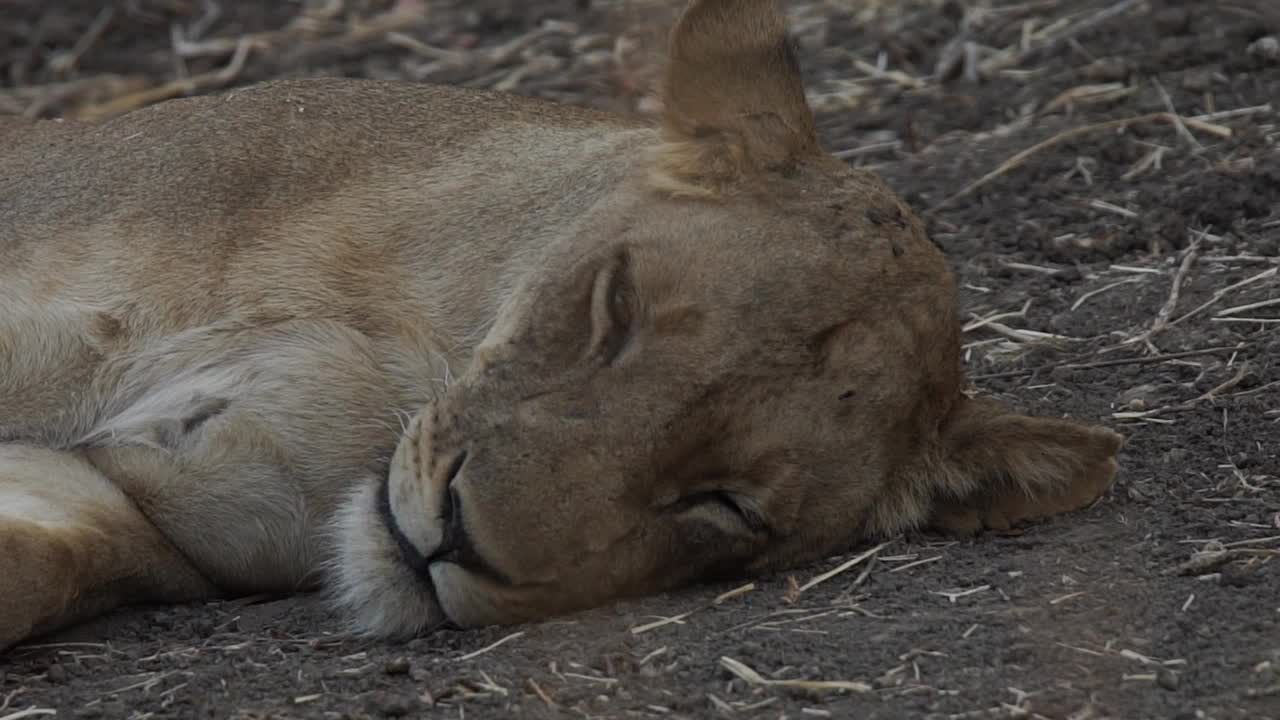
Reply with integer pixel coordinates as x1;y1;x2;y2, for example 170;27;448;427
428;452;471;564
427;453;513;585
443;451;468;488
377;470;433;577
377;451;469;579
381;450;511;585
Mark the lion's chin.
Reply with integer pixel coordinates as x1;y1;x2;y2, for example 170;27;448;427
327;478;448;639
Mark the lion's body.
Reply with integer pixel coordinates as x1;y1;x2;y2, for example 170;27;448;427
1;0;1123;652
0;80;659;643
2;79;645;446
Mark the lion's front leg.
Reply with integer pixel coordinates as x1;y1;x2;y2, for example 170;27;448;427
0;444;216;651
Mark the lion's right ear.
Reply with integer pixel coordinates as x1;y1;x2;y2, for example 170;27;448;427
650;0;822;197
924;396;1125;535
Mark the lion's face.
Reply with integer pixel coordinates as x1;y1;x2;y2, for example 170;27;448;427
335;157;961;634
329;0;979;637
329;0;1119;637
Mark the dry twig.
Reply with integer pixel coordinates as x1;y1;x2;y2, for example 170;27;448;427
978;0;1144;76
790;541;889;598
719;657;872;694
454;631;524;662
931;113;1232;211
73;37;252;121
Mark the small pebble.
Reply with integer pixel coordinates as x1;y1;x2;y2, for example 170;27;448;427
1152;7;1190;34
384;657;412;676
45;663;68;683
1157;668;1180;691
1119;383;1158;405
367;691;416;718
1050;365;1075;383
1082;57;1131;82
1220;563;1258;587
1248;36;1279;62
1180;69;1214;92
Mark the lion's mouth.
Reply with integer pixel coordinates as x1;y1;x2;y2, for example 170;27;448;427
376;468;439;585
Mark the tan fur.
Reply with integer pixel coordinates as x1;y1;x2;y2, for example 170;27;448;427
0;0;1123;650
0;446;215;649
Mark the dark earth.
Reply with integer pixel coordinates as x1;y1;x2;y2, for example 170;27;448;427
2;1;1278;718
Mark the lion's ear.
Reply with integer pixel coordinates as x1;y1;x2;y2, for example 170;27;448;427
925;396;1124;535
650;0;821;196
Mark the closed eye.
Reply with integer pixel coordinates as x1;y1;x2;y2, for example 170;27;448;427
587;250;636;367
673;490;770;535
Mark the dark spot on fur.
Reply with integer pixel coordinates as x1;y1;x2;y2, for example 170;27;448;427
866;205;910;229
808;320;854;366
866;206;909;256
691;125;723;140
782;34;805;76
91;312;126;344
838;390;855;401
182;398;230;434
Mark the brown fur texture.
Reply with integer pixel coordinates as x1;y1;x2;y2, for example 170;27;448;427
0;0;1123;650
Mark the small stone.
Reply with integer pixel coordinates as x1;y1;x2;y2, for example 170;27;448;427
1119;383;1158;406
1050;366;1075;383
1180;69;1214;93
578;49;614;70
45;663;68;683
367;691;416;717
1153;7;1190;34
1082;57;1131;82
74;707;104;719
1157;668;1180;691
384;657;412;676
1220;563;1259;587
1248;36;1280;62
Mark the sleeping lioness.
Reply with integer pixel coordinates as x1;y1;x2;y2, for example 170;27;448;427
0;0;1123;651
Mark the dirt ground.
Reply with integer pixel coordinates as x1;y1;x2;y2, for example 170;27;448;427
2;0;1279;718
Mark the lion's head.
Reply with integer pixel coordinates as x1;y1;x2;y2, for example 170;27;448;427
332;0;1122;636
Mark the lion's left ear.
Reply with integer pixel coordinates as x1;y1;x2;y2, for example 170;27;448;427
650;0;822;196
